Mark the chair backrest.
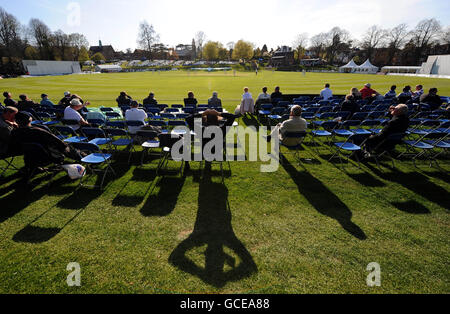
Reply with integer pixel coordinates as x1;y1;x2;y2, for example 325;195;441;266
261;104;273;111
334;111;351;120
351;112;368;120
100;107;114;112
106;121;127;129
321;121;339;130
318;112;335;119
367;111;386;119
87;119;105;126
148;120;167;127
106;112;121;119
165;108;179;113
53;125;76;136
172;104;183;108
62;119;80;126
104;128;128;137
420;119;442;128
360;119;381;127
168;120;187;127
136;130;158;140
318;106;333;113
81;127;107;137
71;142;100;153
277;101;290;108
161;113;175;119
126;120;145;127
340;120;361;128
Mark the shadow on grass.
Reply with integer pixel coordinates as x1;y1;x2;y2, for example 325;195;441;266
112;168;158;207
169;164;257;288
345;171;385;187
140;176;186;217
0;175;68;223
13;225;61;243
391;200;431;214
281;155;367;240
241;114;260;130
367;164;450;211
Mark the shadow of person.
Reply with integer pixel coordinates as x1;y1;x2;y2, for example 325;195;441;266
169;163;257;288
281;155;367;240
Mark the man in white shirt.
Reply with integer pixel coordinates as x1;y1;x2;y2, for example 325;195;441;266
240;87;255;115
63;99;89;131
125;101;148;134
320;83;333;101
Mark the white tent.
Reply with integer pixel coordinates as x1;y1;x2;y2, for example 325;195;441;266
339;59;359;73
95;64;122;73
357;59;379;74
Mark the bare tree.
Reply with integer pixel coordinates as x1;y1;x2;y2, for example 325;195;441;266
441;26;450;45
385;23;409;64
195;31;206;58
309;32;328;59
53;30;70;60
28;18;53;59
325;27;351;65
361;25;387;60
409;18;442;63
68;33;89;60
292;33;309;63
0;8;24;58
137;21;159;60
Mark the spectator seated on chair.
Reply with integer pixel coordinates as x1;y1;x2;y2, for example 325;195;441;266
384;85;397;99
340;94;360;118
0;106;19;156
63;99;90;131
143;92;158;106
17;94;38;112
412;84;424;102
208;91;222;107
360;83;380;103
240;87;255;116
255;86;271;111
420;88;444;110
320;83;333;101
266;105;307;146
184;91;198;106
116;91;132;107
125;101;148;135
363;104;409;155
11;112;83;162
58;91;86;108
3;91;17;108
397;86;412;104
40;93;55;108
271;86;283;100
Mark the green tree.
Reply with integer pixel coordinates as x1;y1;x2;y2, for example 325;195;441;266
232;40;253;61
24;45;39;59
91;52;105;62
78;46;90;62
202;41;219;61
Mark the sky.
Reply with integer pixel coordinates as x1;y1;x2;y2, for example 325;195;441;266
1;0;449;51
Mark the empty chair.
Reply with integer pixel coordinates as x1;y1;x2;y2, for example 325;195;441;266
81;127;112;147
52;125;87;143
103;128;135;163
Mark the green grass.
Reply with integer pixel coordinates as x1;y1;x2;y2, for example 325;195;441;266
0;71;449;294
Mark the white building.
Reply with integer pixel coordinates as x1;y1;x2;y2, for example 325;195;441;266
22;60;81;76
419;55;450;76
95;64;122;73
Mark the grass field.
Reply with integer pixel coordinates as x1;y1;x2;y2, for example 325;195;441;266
0;71;449;294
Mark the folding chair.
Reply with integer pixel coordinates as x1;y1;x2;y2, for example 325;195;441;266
105;112;122;120
52;125;87;143
70;142;115;190
0;154;20;177
157;133;186;176
402;131;449;168
329;133;371;168
311;120;339;147
104;128;135;164
279;131;307;164
361;133;406;169
136;130;161;166
81;127;113;147
106;121;127;129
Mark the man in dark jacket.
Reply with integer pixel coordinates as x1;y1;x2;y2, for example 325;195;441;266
3;91;17;107
143;92;158;106
363;104;409;153
420;88;443;110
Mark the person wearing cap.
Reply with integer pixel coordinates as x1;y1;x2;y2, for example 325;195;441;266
58;91;86;108
208;91;222;107
143;92;158;106
3;91;17;108
63;98;89;131
359;83;380;101
10;112;83;163
265;105;307;146
0;106;19;156
40;94;55;108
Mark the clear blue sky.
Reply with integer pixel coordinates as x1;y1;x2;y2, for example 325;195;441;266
1;0;449;51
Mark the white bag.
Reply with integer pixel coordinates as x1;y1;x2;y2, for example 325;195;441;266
62;164;86;180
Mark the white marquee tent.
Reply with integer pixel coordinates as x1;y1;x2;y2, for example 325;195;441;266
339;59;359;73
357;59;379;74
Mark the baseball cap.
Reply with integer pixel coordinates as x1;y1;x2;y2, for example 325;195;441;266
64;91;71;96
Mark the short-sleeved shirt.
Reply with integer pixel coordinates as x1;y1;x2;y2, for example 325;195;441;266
360;87;378;99
125;108;148;134
320;88;333;100
64;106;83;130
